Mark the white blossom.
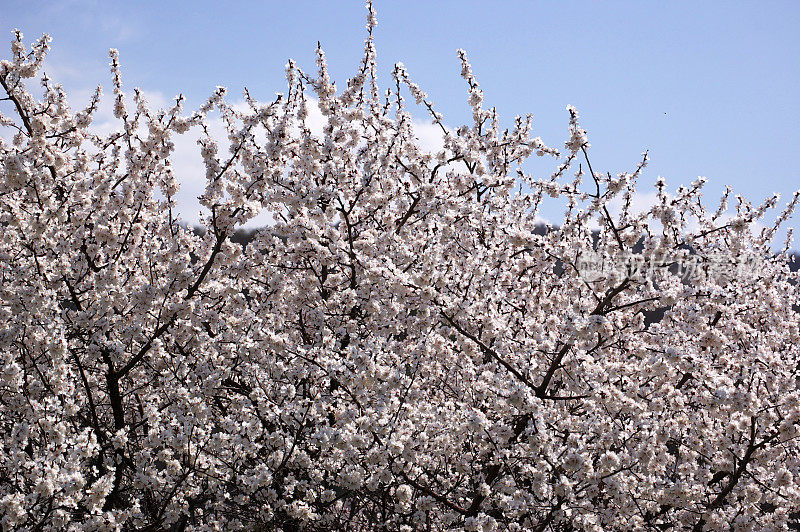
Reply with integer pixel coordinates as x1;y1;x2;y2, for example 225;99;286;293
0;6;798;530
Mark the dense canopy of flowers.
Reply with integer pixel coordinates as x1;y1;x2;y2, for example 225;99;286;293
1;5;799;530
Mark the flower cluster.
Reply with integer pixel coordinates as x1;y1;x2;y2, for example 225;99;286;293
1;4;799;530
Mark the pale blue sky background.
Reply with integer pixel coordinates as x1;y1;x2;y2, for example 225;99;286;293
1;0;799;237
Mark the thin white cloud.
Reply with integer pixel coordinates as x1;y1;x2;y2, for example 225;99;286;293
411;119;446;154
42;0;138;43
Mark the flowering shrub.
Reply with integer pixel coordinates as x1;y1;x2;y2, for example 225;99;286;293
2;4;800;530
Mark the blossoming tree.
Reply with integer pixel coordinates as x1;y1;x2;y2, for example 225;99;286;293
1;4;799;530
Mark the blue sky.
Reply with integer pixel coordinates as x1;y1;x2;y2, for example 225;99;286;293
2;0;799;237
